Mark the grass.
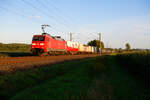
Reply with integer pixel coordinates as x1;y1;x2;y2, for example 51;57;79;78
0;58;96;100
0;54;150;100
116;52;150;84
0;43;31;57
12;63;92;100
107;56;150;100
11;56;109;100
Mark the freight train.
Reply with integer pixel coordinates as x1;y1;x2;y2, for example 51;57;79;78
31;33;98;56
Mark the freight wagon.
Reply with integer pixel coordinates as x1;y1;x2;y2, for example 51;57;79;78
66;41;79;54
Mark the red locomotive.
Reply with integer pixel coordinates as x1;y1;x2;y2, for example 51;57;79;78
31;33;67;55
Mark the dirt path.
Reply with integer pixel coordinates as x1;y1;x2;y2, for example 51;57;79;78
0;54;98;73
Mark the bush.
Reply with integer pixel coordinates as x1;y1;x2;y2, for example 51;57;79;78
116;52;150;84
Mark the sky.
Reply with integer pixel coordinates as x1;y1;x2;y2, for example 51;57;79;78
0;0;150;49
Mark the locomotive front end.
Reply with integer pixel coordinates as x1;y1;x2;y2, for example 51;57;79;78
31;35;46;55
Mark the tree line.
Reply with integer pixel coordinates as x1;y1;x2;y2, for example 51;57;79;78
0;43;31;52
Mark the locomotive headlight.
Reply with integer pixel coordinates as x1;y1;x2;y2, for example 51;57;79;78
40;43;44;45
32;43;36;45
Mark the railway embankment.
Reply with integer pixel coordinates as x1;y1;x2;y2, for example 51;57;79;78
0;54;98;74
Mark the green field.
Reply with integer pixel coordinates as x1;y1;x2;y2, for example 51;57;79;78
0;54;150;100
0;43;31;57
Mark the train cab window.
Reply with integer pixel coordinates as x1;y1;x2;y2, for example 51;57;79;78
32;37;45;41
39;37;45;41
32;37;39;41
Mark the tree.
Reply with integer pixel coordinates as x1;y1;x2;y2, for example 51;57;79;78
118;48;122;53
125;43;131;51
87;39;104;48
119;48;122;51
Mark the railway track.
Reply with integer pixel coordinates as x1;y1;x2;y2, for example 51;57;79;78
0;54;98;74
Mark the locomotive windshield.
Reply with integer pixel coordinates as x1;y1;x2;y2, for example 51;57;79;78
32;36;45;41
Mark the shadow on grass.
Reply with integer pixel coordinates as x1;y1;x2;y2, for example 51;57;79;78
0;52;33;57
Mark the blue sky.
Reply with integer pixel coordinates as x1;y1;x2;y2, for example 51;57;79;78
0;0;150;49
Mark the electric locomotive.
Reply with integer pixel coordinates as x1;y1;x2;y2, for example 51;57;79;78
31;33;66;55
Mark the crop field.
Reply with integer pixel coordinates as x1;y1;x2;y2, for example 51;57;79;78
0;52;150;100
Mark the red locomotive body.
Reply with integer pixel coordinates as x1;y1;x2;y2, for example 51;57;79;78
31;33;66;55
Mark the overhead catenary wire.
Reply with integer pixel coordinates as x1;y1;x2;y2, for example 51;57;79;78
44;0;77;32
0;6;37;23
34;0;84;39
37;0;70;28
13;0;64;33
34;0;70;33
70;32;97;44
49;1;102;46
45;0;72;24
22;0;71;32
10;0;74;36
1;1;98;43
45;0;73;23
0;6;57;34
